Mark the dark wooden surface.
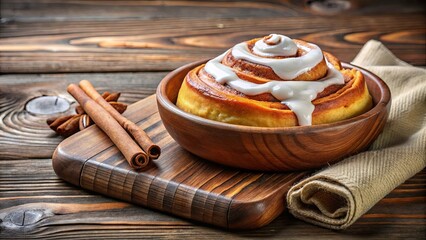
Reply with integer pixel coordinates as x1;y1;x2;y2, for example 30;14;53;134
0;0;425;239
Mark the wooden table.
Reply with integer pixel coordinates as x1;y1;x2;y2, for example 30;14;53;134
0;0;425;239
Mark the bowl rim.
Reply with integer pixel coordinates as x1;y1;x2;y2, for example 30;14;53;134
156;59;391;133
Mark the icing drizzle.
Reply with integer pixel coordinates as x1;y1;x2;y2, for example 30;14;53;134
204;34;344;126
252;34;298;57
232;36;323;80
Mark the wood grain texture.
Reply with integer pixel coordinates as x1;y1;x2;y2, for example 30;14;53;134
0;2;425;73
2;0;424;21
0;0;425;238
1;157;424;239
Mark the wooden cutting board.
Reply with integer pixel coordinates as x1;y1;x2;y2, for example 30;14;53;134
52;94;306;229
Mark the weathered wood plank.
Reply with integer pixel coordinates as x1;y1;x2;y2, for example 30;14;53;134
1;0;424;21
1;14;425;73
0;0;302;21
1;158;424;239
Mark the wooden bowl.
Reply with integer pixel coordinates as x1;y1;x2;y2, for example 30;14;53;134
156;60;391;171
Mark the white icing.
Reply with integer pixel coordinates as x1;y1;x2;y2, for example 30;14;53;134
253;34;298;57
232;38;323;80
203;34;344;126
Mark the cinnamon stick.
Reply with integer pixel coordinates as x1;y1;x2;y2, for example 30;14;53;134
67;84;150;170
79;80;161;159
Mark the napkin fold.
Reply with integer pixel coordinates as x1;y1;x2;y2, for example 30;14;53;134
286;40;426;229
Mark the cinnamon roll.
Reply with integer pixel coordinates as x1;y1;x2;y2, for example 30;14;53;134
176;34;372;127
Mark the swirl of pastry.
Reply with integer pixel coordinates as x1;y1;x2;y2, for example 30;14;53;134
227;34;336;82
176;34;372;127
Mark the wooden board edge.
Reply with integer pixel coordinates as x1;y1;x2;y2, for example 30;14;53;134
227;172;305;229
52;143;88;186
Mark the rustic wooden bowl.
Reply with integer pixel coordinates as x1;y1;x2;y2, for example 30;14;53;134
156;60;391;171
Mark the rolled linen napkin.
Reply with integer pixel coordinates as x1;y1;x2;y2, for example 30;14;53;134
286;40;426;229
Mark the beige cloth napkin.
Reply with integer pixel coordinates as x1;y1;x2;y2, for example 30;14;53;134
286;40;426;230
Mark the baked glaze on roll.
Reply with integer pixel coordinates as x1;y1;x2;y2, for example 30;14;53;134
176;34;372;127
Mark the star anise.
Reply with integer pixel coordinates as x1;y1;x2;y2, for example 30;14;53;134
47;91;127;137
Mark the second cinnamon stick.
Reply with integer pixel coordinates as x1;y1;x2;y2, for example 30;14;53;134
79;80;161;159
67;84;150;170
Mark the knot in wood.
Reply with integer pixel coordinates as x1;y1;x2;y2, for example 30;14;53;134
8;209;47;226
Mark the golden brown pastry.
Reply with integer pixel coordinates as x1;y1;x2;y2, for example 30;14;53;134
176;34;372;127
